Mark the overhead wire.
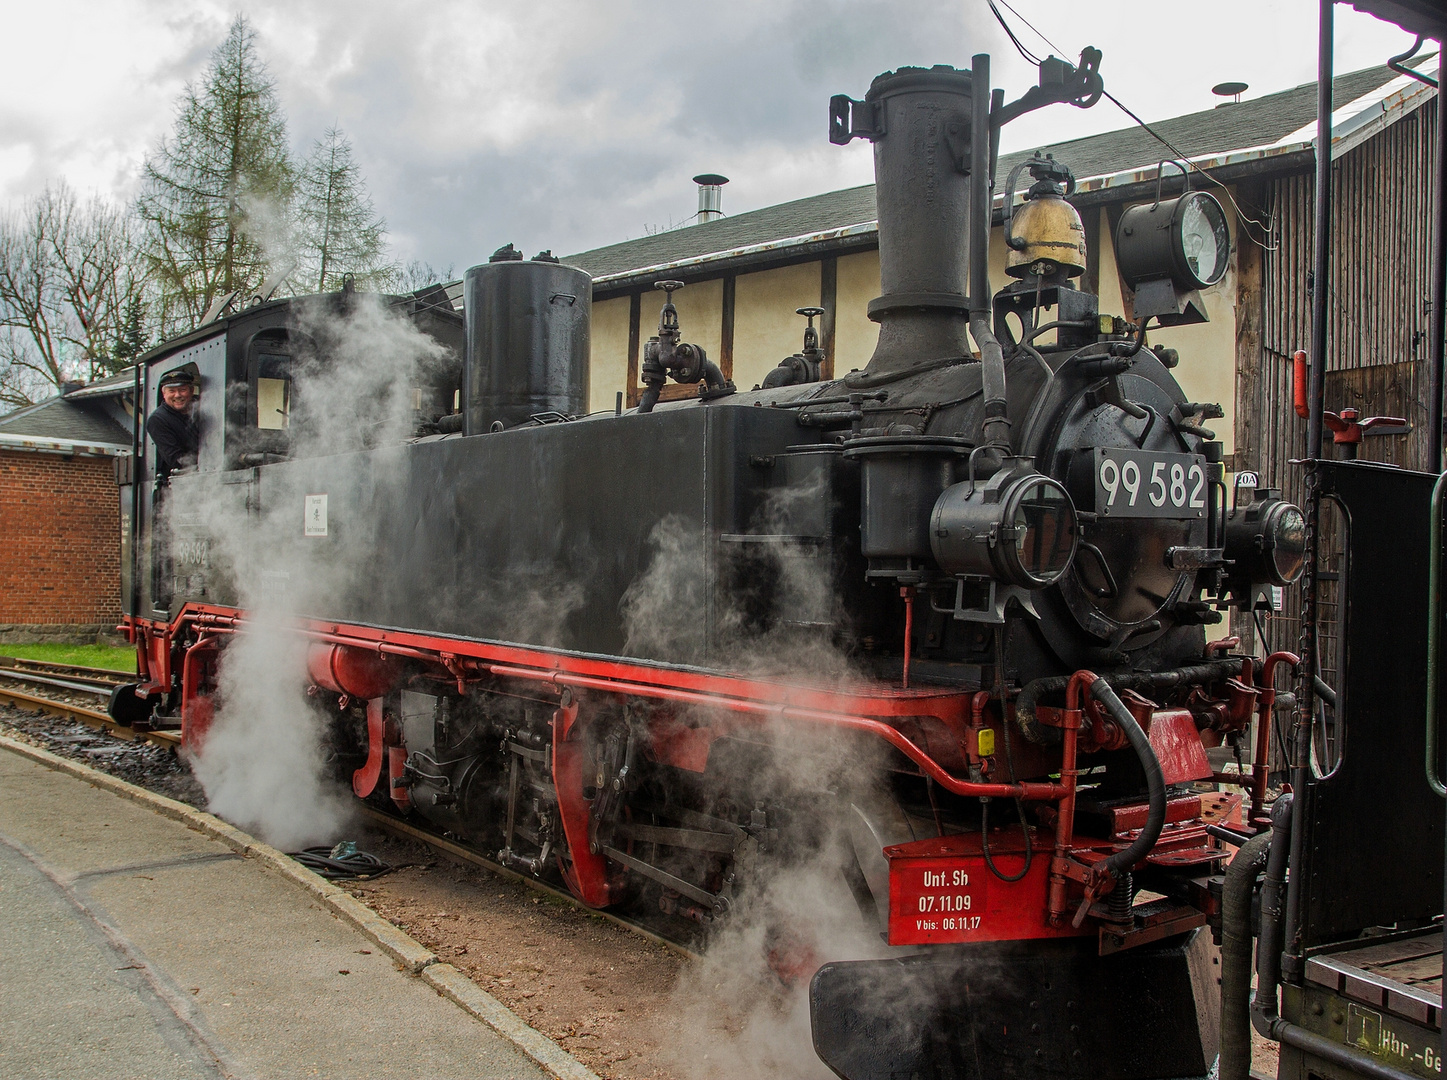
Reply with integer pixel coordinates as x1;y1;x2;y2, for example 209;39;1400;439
986;0;1279;250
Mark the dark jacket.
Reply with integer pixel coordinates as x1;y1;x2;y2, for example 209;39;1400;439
146;403;199;479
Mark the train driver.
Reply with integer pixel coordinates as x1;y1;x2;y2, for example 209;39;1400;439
147;364;200;481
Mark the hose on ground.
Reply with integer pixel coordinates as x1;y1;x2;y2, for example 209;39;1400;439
288;845;393;880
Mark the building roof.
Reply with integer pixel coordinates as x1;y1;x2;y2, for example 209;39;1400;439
996;63;1400;192
563;62;1421;286
63;368;137;401
0;431;128;457
566;185;877;280
1350;0;1447;37
0;376;133;448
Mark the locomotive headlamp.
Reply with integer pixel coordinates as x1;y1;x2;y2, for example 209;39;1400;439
930;459;1079;589
1114;185;1230;326
1225;488;1306;589
1117;189;1229;290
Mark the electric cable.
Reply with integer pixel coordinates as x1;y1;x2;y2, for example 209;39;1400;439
986;0;1279;249
981;797;1033;882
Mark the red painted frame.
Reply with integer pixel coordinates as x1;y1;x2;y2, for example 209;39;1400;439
122;605;1232;940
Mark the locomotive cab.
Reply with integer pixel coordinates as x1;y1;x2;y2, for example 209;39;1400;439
119;290;462;710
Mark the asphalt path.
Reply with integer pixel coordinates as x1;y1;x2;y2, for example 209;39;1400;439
0;746;554;1080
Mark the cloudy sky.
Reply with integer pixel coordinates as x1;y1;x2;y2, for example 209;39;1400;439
0;1;1420;271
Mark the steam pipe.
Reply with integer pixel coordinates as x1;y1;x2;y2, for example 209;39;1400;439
969;53;991;317
637;353;726;416
1251;795;1292;1037
971;317;1011;448
1253;652;1300;823
1089;677;1166;882
698;358;728;392
1219;827;1274;1080
482;662;1070;802
901;586;914;689
1014;660;1244;745
1047;671;1089;922
968;53;1011;449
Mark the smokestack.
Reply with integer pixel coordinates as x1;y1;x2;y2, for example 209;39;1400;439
693;174;728;223
831;65;977;375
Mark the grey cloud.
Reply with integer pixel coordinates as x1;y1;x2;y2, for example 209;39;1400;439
256;0;1000;269
6;0;1415;280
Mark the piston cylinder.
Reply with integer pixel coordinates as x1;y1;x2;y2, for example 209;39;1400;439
463;252;591;433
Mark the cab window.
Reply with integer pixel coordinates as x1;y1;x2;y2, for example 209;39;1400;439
251;352;292;430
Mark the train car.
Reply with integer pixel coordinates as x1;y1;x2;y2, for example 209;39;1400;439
114;50;1313;1079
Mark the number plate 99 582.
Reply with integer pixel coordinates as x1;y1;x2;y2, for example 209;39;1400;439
1094;447;1207;519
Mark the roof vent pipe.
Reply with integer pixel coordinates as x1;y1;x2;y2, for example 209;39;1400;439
693;174;728;223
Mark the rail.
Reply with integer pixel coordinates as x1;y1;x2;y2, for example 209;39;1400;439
0;681;178;750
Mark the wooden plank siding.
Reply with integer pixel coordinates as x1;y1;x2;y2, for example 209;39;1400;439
1238;98;1438;663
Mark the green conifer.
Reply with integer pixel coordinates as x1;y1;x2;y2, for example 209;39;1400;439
136;15;294;333
294;127;393;293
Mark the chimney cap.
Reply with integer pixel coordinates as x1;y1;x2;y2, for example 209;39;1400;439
1211;81;1248;103
693;174;730;187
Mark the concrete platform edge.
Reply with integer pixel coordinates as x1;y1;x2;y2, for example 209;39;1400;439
0;733;603;1080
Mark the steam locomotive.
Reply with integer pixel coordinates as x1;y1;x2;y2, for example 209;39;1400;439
116;50;1310;1080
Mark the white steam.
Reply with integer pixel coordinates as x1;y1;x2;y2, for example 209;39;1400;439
185;293;447;851
190;618;354;850
619;475;898;1078
665;717;897;1080
622;466;855;681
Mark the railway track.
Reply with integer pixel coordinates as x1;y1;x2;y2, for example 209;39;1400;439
0;656;133;689
0;658;180;750
358;805;699;958
0;667;698;956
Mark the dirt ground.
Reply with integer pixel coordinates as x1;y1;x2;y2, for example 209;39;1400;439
340;830;693;1079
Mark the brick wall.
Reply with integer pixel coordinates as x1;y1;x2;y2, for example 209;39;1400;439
0;449;121;625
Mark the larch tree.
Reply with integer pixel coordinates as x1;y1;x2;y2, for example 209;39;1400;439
294;127;393;293
136;15;294;335
393;259;456;294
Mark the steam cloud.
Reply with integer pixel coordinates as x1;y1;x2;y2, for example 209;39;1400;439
185;292;447;850
620;470;897;1077
665;709;898;1079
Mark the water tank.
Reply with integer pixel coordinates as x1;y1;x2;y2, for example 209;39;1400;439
463;249;591;433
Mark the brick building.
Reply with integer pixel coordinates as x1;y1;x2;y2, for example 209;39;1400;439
0;374;132;642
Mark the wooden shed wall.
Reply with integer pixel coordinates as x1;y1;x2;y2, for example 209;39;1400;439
1235;97;1438;659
